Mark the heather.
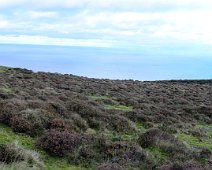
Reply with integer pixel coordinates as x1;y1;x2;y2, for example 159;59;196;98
0;66;211;169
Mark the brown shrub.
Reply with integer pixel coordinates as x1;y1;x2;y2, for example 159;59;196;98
0;143;21;163
37;129;91;156
9;109;53;136
138;128;187;156
48;118;66;130
69;113;88;131
9;116;33;135
69;137;150;169
66;99;99;118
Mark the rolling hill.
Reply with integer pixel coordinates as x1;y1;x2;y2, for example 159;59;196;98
0;66;211;170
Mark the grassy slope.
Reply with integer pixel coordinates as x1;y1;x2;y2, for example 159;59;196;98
0;66;211;169
0;123;85;170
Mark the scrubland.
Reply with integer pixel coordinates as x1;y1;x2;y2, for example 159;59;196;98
0;66;211;170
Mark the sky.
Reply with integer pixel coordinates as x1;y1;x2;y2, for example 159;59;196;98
1;0;212;48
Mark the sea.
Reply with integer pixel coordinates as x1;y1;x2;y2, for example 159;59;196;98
0;44;212;81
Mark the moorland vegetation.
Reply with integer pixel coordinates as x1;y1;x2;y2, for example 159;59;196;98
0;66;211;170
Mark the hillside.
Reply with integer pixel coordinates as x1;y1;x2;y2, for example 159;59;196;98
0;65;211;170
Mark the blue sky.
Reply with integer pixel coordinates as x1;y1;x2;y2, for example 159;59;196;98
1;0;212;48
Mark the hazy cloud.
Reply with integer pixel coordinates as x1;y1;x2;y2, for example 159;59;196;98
1;0;212;10
0;1;212;47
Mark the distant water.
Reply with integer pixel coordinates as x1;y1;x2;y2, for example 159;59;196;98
0;44;212;81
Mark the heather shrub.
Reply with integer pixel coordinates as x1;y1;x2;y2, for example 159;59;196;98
9;109;53;136
199;148;211;160
48;101;68;117
100;141;148;166
91;114;136;133
66;99;99;118
63;119;80;132
139;128;174;147
36;129;91;157
138;128;187;155
69;113;88;131
9;115;33;135
0;99;26;124
0;141;44;169
87;118;102;130
48;118;66;130
69;137;151;169
138;128;163;148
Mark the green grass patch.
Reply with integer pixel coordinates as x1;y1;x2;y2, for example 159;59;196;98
104;104;133;111
135;122;147;133
44;156;85;170
105;130;135;142
146;147;170;163
89;95;109;101
103;124;145;142
89;95;133;111
0;123;34;149
177;133;212;150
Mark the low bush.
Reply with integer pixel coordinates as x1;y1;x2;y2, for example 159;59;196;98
66;99;99;118
0;141;44;169
138;128;188;156
9;109;53;136
108;115;136;133
36;129;91;157
9;116;33;135
69;136;151;169
69;113;88;131
48;118;66;130
199;148;211;160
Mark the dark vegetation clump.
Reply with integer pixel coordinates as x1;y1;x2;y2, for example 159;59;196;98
138;128;186;151
0;141;44;168
36;129;91;157
68;135;155;169
138;128;193;162
0;66;212;169
48;118;66;130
